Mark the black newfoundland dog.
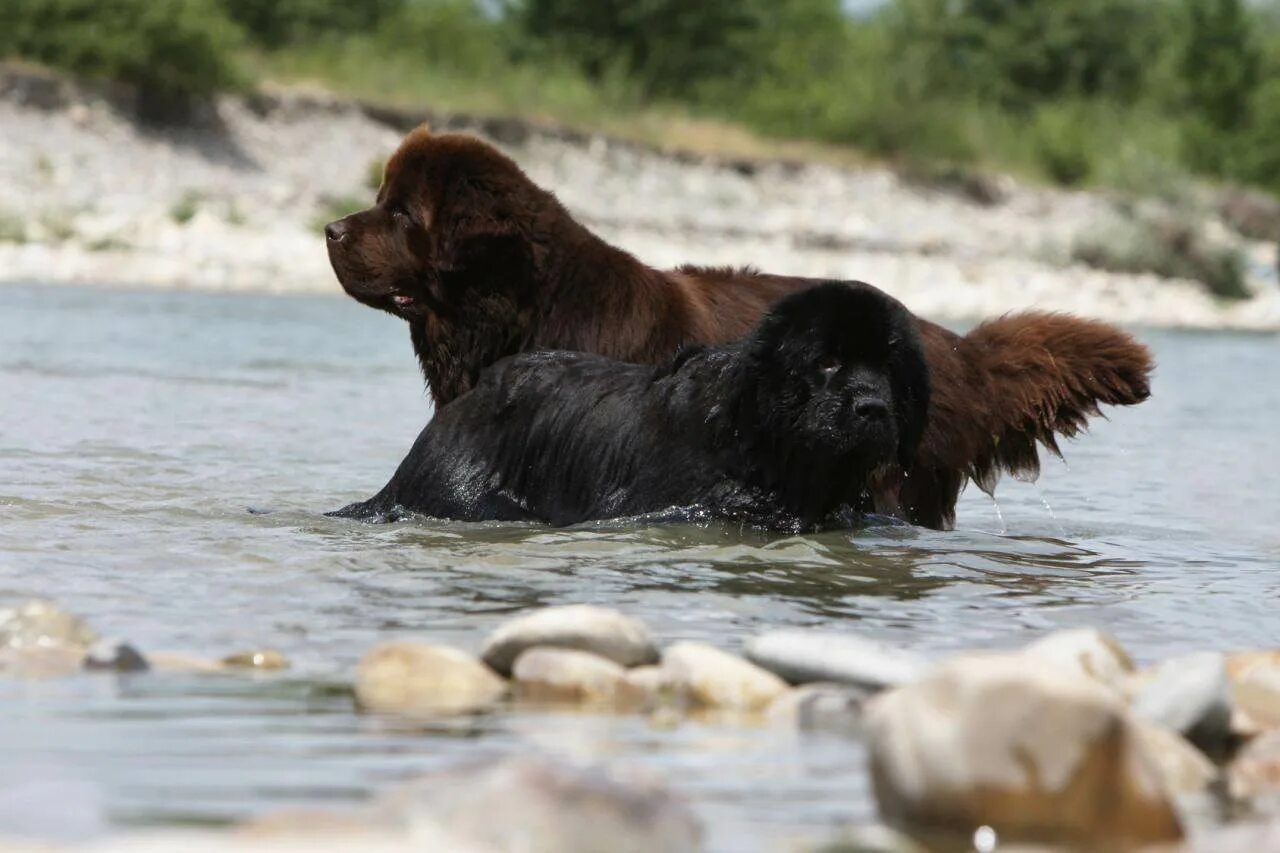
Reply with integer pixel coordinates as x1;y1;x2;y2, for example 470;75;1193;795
330;282;929;532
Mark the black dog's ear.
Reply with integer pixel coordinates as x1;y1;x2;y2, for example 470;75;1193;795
888;318;931;471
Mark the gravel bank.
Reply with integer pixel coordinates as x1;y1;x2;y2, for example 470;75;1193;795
1;67;1277;330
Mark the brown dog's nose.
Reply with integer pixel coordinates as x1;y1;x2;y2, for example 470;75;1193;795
324;220;348;243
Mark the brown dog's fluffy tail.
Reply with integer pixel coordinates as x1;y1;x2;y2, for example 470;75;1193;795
958;313;1154;493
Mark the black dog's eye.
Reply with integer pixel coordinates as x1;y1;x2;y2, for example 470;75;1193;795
390;208;412;228
817;355;841;374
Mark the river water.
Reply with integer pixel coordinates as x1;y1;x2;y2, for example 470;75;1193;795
1;283;1277;850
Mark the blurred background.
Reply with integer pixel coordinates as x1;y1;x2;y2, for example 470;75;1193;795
0;0;1278;322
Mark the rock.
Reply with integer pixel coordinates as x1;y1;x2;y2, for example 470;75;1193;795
355;642;506;716
146;651;225;673
0;599;97;652
82;639;149;672
372;755;701;853
0;645;85;679
1217;186;1280;242
1134;723;1217;796
766;682;872;737
1021;628;1134;693
480;606;658;676
865;653;1182;847
221;649;290;670
662;642;788;712
615;665;677;712
512;648;625;706
1132;652;1232;758
744;630;925;690
1228;652;1280;731
1228;730;1280;812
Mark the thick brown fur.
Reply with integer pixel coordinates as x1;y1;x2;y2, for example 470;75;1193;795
326;127;1154;530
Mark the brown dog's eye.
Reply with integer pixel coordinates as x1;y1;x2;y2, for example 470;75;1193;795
390;209;412;228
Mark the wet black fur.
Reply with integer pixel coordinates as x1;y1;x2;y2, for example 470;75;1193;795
330;283;930;532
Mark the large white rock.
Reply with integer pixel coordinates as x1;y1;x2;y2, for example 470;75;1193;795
355;642;506;716
481;606;659;676
865;653;1183;846
662;642;788;712
744;630;926;689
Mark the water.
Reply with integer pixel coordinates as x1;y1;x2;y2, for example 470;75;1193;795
1;283;1278;850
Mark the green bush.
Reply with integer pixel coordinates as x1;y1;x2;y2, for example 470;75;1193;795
0;0;246;117
219;0;403;48
516;0;772;98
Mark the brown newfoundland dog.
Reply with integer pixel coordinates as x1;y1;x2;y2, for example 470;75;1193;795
325;127;1153;530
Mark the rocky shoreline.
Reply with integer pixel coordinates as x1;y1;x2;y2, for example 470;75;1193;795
1;65;1278;331
8;598;1280;851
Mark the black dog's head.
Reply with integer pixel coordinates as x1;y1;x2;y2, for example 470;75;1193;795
735;282;930;514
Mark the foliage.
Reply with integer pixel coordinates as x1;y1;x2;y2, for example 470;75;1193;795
218;0;404;48
1073;210;1250;300
514;0;772;98
0;0;246;115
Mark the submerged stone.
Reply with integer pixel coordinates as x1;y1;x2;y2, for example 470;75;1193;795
355;641;506;716
83;638;149;672
222;649;290;670
512;647;625;706
662;641;788;712
0;599;98;653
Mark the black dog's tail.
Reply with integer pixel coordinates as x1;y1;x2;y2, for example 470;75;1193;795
961;312;1154;492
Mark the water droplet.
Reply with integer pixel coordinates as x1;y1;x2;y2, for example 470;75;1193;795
973;824;998;852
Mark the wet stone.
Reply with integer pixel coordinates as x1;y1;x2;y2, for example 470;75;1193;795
0;599;98;652
1228;653;1280;731
662;641;788;712
221;649;290;670
745;630;926;690
615;664;677;712
766;682;873;738
865;653;1182;847
83;638;149;672
481;605;659;676
355;641;507;716
512;647;625;706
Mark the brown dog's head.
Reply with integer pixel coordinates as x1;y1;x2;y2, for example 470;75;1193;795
325;126;553;324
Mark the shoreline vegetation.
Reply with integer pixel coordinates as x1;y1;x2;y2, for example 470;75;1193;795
0;0;1278;329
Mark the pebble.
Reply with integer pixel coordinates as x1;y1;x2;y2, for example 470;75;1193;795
480;605;659;676
1020;627;1135;693
0;599;98;652
221;649;290;671
371;755;702;853
661;642;789;712
744;630;926;690
1131;652;1232;759
146;651;226;674
355;641;507;716
512;647;625;706
615;664;677;712
766;682;872;738
865;653;1182;846
82;639;149;673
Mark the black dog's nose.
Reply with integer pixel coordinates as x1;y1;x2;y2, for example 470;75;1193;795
324;220;348;243
854;399;889;420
